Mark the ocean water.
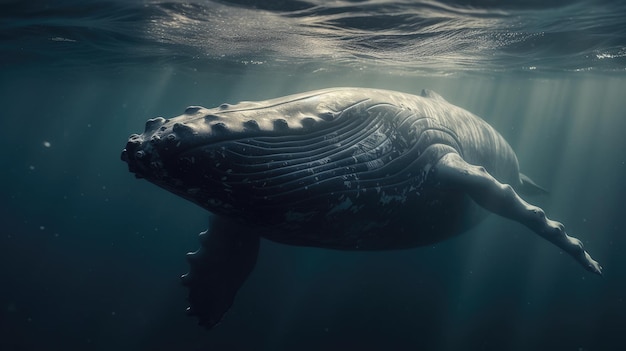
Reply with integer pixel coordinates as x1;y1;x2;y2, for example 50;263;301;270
1;0;626;350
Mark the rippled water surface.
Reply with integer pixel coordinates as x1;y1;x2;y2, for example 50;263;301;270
3;0;626;74
1;1;626;351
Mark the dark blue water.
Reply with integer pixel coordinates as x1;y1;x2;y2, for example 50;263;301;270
1;1;626;350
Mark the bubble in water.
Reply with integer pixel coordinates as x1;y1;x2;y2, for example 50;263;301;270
43;141;51;148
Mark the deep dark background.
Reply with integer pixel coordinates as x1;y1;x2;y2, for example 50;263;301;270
2;0;626;350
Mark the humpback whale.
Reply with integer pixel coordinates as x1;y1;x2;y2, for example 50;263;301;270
121;88;602;329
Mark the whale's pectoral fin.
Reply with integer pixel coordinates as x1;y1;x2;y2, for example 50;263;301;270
181;217;260;329
435;152;602;275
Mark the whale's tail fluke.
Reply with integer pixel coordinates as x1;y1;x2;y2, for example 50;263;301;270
518;173;549;196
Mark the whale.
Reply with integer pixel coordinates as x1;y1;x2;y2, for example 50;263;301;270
121;87;602;329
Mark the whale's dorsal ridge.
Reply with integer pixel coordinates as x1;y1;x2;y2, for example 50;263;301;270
420;89;447;102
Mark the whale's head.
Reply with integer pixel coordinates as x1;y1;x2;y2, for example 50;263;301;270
121;89;403;218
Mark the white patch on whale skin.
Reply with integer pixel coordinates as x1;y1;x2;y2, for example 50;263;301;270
379;186;415;206
365;159;384;170
318;157;331;165
379;193;408;206
326;197;364;217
